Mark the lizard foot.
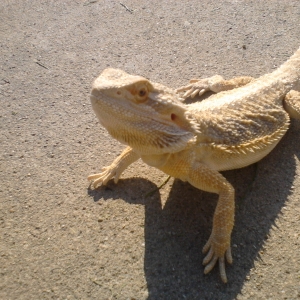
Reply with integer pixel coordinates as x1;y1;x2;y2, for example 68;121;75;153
202;234;232;283
88;166;121;188
88;146;139;188
176;75;224;99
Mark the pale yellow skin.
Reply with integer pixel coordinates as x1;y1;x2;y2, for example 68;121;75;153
88;48;300;283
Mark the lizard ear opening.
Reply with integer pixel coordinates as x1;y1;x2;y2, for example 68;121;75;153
170;112;193;132
169;111;199;134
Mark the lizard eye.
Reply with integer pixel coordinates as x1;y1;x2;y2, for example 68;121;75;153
135;87;148;102
138;88;147;97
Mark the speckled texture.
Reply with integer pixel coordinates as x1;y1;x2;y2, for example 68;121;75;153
1;0;300;299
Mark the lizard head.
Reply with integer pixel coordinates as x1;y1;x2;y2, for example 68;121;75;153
90;68;198;154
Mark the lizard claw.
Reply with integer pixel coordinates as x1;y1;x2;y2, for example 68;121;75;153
176;75;225;100
202;234;232;283
176;80;210;99
88;165;121;188
88;147;139;189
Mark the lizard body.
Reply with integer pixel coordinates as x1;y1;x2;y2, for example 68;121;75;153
88;48;300;282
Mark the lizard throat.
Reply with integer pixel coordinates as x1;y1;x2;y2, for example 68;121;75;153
90;94;196;155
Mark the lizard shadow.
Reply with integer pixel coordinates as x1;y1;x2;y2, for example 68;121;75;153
143;120;299;299
88;121;299;299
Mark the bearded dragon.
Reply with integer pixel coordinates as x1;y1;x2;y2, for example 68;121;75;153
88;48;300;282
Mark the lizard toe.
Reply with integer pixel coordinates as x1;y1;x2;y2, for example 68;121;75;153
203;255;218;274
202;233;231;283
219;257;228;283
88;167;116;188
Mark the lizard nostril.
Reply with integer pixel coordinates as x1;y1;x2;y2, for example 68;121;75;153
117;90;121;95
171;113;176;121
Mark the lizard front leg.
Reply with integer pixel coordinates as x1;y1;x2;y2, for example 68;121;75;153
188;163;235;283
284;90;300;119
177;75;254;99
88;146;140;188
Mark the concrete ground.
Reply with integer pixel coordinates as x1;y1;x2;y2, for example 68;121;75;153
1;0;299;299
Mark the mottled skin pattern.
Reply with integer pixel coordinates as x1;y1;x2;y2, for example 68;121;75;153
88;48;300;282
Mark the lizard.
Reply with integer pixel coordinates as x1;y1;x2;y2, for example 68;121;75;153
88;48;300;283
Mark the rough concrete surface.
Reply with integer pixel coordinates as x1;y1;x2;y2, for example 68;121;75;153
1;0;300;299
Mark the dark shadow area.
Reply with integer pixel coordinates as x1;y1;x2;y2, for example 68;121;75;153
87;176;158;205
88;121;299;300
144;121;299;300
143;167;259;299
